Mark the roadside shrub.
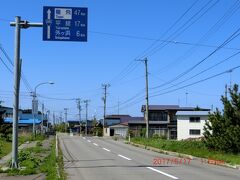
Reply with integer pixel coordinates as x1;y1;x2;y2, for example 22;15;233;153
152;134;159;139
140;128;146;137
18;149;41;169
36;141;43;147
0;140;2;154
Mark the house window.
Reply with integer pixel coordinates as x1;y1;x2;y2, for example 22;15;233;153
189;129;201;135
189;117;200;123
149;111;168;121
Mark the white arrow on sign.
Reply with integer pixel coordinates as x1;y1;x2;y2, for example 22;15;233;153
47;9;51;39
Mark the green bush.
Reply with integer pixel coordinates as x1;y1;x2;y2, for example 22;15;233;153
204;84;240;153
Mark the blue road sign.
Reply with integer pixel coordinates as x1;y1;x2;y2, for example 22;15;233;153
43;6;87;42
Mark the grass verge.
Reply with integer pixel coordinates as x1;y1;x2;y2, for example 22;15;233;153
2;136;66;180
57;138;66;180
131;137;240;165
40;137;66;180
0;138;11;159
0;134;46;159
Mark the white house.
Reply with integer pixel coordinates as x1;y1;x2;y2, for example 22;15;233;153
176;111;210;140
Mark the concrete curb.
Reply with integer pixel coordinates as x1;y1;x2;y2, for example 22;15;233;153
126;141;240;170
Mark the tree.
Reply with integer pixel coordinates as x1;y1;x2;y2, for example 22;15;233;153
203;84;240;153
0;109;12;141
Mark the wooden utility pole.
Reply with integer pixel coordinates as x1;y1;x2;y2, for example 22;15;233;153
102;84;110;132
84;100;90;135
136;58;149;138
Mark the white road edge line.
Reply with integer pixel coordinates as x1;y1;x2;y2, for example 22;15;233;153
146;167;179;180
87;140;91;143
118;154;132;161
93;143;99;146
102;148;111;152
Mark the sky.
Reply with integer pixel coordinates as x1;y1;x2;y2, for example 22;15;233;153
0;0;240;122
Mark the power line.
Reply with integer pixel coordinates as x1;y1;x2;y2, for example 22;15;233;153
136;0;200;59
0;56;13;73
0;44;33;92
117;65;240;111
151;50;240;93
150;65;240;98
141;0;219;58
151;27;240;90
89;30;240;51
37;94;76;101
155;0;240;74
108;0;201;87
109;61;141;85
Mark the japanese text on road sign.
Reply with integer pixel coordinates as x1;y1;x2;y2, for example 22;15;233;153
43;6;88;42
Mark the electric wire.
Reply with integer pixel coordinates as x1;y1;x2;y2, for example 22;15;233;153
151;27;240;90
117;66;240;111
150;65;240;98
151;51;240;93
156;0;240;74
136;0;200;59
89;30;240;51
140;0;219;58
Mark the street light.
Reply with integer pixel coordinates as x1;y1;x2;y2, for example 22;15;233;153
32;81;54;136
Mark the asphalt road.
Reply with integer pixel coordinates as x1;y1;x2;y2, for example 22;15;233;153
58;134;240;180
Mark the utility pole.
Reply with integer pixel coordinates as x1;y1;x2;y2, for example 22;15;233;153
136;58;149;138
41;103;45;134
64;108;68;133
10;16;44;169
53;112;55;126
83;100;90;135
60;112;63;124
11;16;21;168
32;95;38;136
76;98;81;134
46;110;50;131
102;84;110;133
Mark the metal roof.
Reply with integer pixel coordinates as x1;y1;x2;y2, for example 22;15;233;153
176;111;210;116
4;118;41;124
141;105;180;111
141;105;209;112
105;115;144;123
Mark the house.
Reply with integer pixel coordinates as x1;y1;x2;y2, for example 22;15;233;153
106;122;128;137
176;111;210;140
130;105;210;139
1;106;44;133
4;117;41;133
104;115;143;137
0;105;22;118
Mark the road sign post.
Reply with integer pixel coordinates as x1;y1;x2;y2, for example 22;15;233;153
43;6;88;42
10;6;88;168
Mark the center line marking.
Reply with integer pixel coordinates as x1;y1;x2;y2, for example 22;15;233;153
146;167;179;179
93;143;98;146
118;154;132;161
87;140;91;143
83;137;86;139
102;148;111;152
